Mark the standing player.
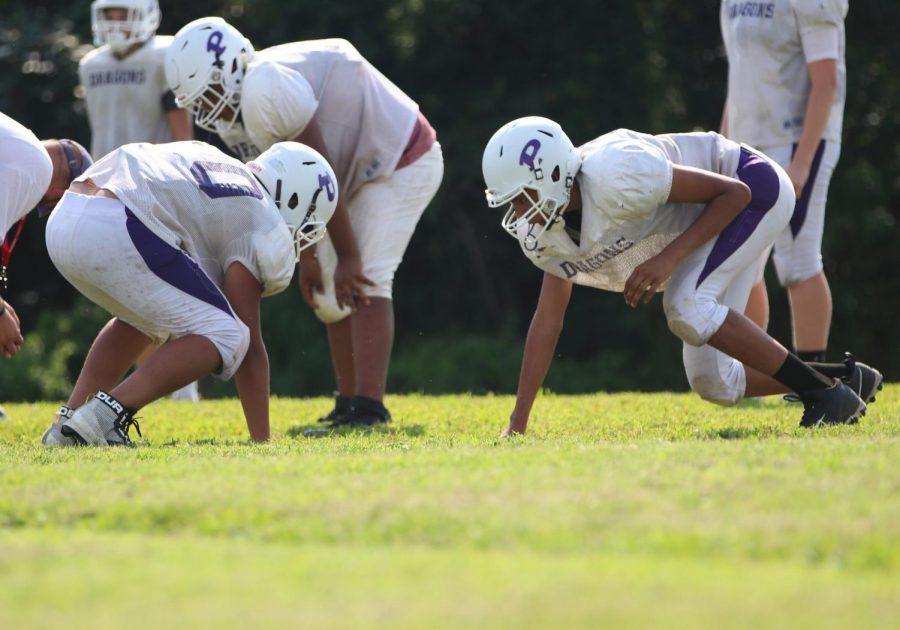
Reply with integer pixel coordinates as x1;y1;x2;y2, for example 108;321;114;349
1;112;93;361
482;117;881;436
720;0;848;363
81;0;193;159
39;140;337;446
81;0;197;399
164;18;443;427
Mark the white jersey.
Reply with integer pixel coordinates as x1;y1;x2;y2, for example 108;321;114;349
0;112;52;234
521;129;742;292
240;39;419;197
721;0;847;147
79;36;175;159
77;141;294;296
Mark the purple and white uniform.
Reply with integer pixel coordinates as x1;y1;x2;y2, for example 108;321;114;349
522;129;795;405
79;36;178;159
45;141;294;379
721;0;847;285
227;38;443;323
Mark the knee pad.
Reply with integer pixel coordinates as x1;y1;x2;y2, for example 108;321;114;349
687;371;742;407
664;295;726;348
313;293;352;324
208;318;250;381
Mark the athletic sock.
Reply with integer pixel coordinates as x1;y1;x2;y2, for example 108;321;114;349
805;361;853;380
772;353;833;394
797;349;826;363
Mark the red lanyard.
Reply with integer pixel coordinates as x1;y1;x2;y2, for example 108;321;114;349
1;217;26;292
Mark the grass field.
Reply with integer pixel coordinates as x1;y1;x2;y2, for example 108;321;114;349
1;388;899;628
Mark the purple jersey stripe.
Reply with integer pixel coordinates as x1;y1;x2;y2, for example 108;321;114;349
124;208;233;317
789;140;827;238
695;148;780;288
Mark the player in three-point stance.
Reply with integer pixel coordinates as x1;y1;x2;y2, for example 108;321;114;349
81;0;198;399
40;140;337;446
164;17;443;427
482;117;882;436
720;0;848;363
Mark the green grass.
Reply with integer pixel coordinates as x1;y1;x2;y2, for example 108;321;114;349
1;388;899;628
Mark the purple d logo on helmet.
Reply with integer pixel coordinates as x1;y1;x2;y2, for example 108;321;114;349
318;172;336;202
207;31;226;68
519;139;543;179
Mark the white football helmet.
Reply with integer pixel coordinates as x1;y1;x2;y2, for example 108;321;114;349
165;17;254;134
482;116;581;246
248;142;339;262
91;0;160;53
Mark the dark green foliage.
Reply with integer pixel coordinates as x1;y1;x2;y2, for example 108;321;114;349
1;1;897;400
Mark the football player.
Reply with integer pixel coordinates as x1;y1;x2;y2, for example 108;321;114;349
80;0;193;159
81;0;198;399
720;0;848;363
1;111;93;360
482;117;882;436
164;17;443;427
39;140;337;446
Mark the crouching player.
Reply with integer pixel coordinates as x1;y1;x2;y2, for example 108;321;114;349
482;117;882;436
40;140;337;445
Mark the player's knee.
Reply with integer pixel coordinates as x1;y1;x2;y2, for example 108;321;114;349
208;318;250;381
688;371;741;407
313;294;351;324
663;296;721;347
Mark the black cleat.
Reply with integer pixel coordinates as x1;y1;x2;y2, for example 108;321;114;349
841;353;883;405
317;393;351;423
797;381;866;428
328;396;391;428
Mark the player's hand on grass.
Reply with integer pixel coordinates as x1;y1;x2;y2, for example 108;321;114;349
334;255;374;311
298;248;324;310
0;302;23;358
624;252;677;307
501;413;528;437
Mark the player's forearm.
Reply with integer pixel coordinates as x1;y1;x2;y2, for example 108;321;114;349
235;339;270;442
166;109;194;142
793;78;837;170
719;102;729;137
325;200;360;259
510;313;564;431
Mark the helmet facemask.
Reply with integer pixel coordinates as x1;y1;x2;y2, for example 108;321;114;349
91;1;160;53
189;69;243;134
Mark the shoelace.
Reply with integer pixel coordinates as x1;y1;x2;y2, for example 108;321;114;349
118;414;143;440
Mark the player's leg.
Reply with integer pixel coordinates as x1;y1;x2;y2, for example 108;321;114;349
45;195;248;445
335;142;443;426
743;248;771;330
664;148;864;425
772;141;840;360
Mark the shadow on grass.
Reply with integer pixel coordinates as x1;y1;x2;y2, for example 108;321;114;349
285;423;426;439
702;426;779;440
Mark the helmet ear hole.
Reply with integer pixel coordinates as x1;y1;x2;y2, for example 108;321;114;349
288;192;299;210
551;165;560;183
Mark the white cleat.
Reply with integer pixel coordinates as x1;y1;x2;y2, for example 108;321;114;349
61;391;141;446
40;406;77;447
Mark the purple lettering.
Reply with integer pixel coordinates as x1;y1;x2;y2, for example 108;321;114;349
207;31;226;68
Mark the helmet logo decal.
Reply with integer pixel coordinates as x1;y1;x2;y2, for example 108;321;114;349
318;172;336;202
206;31;226;68
519;139;543;180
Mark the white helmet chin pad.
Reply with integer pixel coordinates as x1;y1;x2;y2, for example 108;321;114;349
248;142;339;263
482;116;581;247
164;17;254;134
91;0;160;49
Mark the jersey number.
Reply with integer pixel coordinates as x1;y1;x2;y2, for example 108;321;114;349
190;161;263;200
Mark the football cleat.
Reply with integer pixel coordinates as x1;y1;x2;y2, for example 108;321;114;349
61;391;142;446
797;381;866;428
317;393;351;423
40;405;76;447
841;353;883;405
328;396;391;428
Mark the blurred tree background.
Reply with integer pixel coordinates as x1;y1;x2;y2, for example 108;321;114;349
1;0;897;400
